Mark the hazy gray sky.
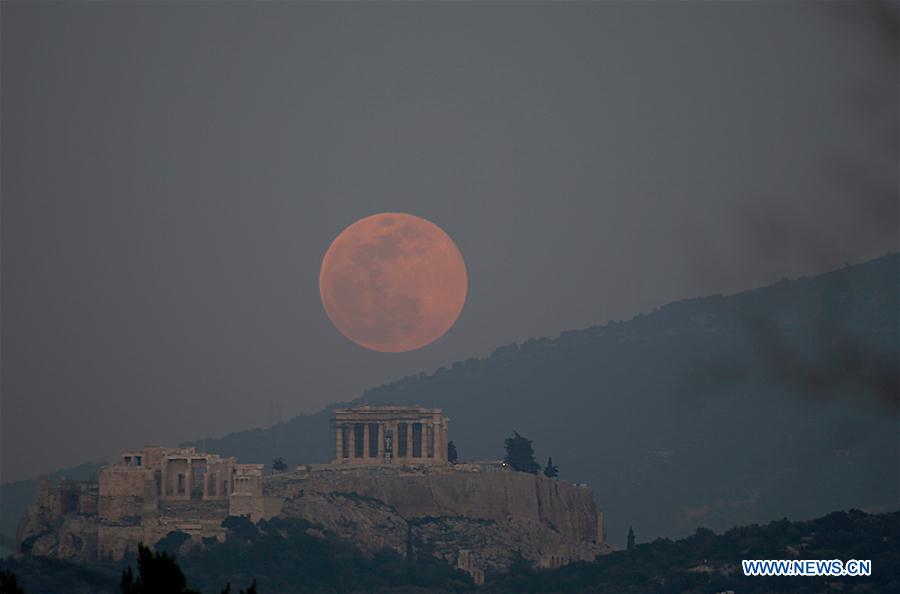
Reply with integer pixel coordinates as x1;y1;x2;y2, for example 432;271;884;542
2;1;896;483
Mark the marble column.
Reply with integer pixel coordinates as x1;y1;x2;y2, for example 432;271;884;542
335;423;344;463
413;423;422;459
443;420;449;462
386;422;395;463
185;459;193;499
433;421;443;462
363;423;370;459
406;421;414;460
376;423;383;460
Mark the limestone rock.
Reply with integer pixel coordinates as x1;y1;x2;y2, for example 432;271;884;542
265;464;610;574
16;462;610;578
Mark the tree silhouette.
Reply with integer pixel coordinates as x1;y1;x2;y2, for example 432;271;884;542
271;457;287;472
543;456;558;478
120;543;200;593
155;530;191;556
447;441;458;463
503;431;540;474
220;581;258;594
507;549;533;576
627;527;635;551
0;570;25;594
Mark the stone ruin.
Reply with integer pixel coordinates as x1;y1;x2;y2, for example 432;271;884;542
16;405;609;581
17;446;264;561
332;405;450;465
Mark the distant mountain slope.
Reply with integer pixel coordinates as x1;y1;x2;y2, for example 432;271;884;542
485;508;900;593
183;253;898;546
5;254;897;551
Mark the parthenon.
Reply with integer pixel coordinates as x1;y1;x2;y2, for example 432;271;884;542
332;405;450;465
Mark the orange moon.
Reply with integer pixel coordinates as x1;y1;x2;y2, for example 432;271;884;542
319;213;468;353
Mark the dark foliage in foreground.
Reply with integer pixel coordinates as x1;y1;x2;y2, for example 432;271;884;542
0;515;472;593
0;557;120;594
120;544;199;593
219;582;257;594
176;516;472;593
2;509;898;593
486;509;900;593
0;569;25;594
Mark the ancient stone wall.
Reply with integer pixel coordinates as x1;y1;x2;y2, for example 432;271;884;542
78;493;98;516
99;467;147;497
98;467;148;523
229;494;283;521
97;525;145;560
34;479;62;518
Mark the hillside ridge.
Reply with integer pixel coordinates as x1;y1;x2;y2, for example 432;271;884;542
3;252;897;550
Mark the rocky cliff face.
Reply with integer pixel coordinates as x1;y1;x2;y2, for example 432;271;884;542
15;479;99;562
16;477;228;562
17;464;609;576
264;464;610;573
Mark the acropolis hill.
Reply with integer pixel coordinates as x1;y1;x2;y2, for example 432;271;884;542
16;405;609;580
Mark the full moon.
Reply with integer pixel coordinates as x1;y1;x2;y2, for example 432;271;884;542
319;213;468;353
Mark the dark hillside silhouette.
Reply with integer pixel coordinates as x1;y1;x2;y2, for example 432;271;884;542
486;509;900;593
187;253;898;546
4;254;896;549
183;254;898;546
